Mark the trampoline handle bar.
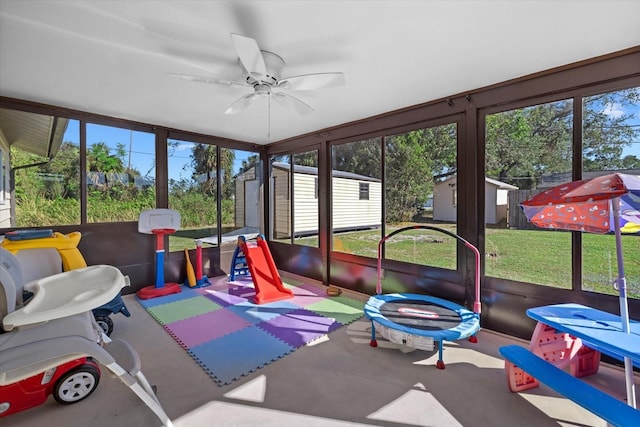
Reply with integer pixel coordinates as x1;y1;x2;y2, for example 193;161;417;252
376;226;481;314
464;241;481;314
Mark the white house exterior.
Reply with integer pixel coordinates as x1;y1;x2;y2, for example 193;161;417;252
0;110;67;228
0;131;11;228
433;175;517;224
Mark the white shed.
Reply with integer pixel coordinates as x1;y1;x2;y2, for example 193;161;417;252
433;175;517;224
244;162;381;238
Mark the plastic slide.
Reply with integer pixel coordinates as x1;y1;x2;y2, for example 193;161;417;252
238;235;293;304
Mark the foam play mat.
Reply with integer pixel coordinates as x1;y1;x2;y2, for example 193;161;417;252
136;279;364;385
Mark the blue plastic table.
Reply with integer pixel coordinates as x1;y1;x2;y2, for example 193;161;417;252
527;303;640;365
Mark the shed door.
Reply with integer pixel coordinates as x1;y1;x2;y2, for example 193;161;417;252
245;179;259;228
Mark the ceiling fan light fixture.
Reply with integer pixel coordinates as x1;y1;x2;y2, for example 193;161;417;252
254;84;271;98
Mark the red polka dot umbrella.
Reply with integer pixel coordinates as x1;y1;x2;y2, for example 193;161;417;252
521;172;640;407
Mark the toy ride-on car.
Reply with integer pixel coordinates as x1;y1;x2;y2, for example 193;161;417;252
0;357;100;416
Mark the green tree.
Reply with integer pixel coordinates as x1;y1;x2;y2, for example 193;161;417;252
486;88;640;189
386;125;457;222
293;152;317;167
583;88;640;171
42;141;80;198
240;154;261;173
332;138;382;179
10;147;48;203
87;142;125;173
486;101;573;189
191;144;235;197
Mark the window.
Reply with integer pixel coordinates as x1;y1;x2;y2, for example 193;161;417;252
332;138;381;256
86;123;155;223
484;99;573;288
225;148;261;239
384;123;457;269
452;189;457;207
359;183;369;200
9;113;81;226
582;86;640;299
269;151;319;247
270;155;291;240
167;138;218;252
293;150;319;247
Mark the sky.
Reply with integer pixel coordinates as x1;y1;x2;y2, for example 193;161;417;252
63;121;255;182
603;101;640;158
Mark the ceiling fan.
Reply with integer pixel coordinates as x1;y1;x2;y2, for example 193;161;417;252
169;33;346;116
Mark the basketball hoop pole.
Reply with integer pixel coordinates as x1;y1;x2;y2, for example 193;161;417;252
152;228;174;287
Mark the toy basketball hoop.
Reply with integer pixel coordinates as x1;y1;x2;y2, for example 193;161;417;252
136;209;182;300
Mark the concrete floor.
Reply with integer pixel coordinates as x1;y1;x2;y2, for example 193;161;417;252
5;275;635;427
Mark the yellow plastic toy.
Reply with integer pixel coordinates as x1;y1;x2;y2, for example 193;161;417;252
1;230;130;335
1;231;87;270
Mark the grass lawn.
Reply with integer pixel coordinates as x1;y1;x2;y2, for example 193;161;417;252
298;224;640;299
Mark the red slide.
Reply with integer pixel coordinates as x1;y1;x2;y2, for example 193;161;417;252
238;235;294;304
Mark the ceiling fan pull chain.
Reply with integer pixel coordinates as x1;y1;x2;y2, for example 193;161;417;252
268;95;271;139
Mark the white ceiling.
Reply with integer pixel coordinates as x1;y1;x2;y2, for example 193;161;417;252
1;1;639;145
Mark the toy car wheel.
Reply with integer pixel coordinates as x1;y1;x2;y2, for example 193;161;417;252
94;314;113;336
53;364;100;404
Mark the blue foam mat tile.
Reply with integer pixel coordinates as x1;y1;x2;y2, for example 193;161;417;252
188;325;294;385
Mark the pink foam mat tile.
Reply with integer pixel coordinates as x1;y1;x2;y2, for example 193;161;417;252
164;309;252;348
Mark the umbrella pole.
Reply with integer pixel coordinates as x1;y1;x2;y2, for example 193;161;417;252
612;197;636;408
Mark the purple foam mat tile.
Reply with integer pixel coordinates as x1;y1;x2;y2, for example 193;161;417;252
227;275;254;286
226;300;300;324
200;288;250;307
256;308;341;348
135;286;203;308
188;325;294;385
164;308;253;348
227;285;256;299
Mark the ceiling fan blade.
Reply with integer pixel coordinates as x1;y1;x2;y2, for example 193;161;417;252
166;73;246;88
277;72;345;91
272;92;314;116
225;93;257;115
230;33;267;79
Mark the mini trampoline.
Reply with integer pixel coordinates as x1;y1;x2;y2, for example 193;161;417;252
364;225;481;369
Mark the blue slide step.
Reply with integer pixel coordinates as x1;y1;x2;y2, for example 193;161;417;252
499;344;640;427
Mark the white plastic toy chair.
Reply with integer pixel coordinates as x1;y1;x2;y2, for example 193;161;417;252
0;248;173;426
